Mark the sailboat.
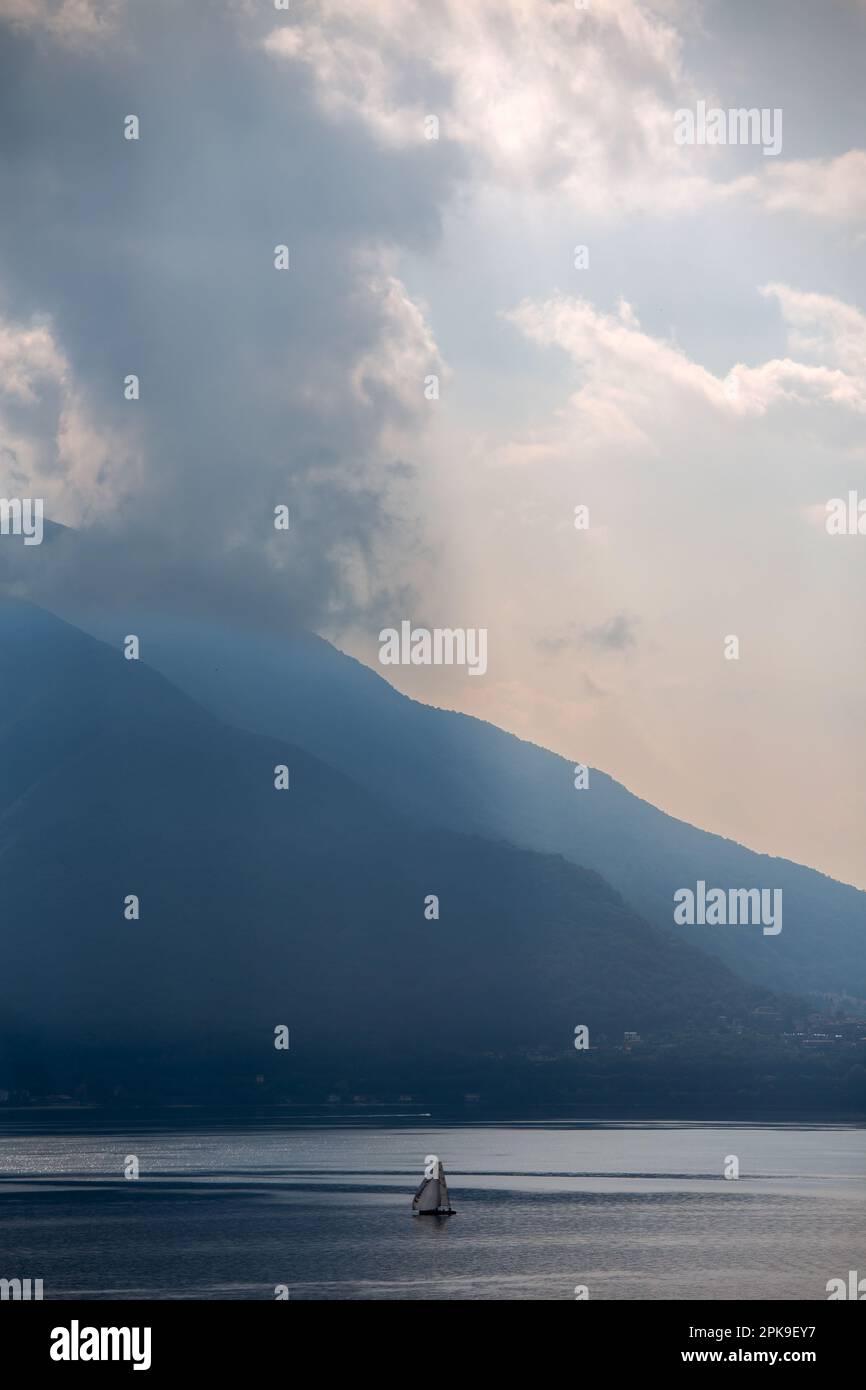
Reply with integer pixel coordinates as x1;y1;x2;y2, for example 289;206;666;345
411;1159;455;1216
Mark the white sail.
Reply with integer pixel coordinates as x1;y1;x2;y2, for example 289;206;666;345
412;1160;454;1214
412;1175;441;1212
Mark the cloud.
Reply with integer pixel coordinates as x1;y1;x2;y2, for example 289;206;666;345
261;0;866;227
583;612;639;651
754;149;866;221
727;284;866;415
0;312;139;524
509;294;719;406
537;612;638;655
506;285;866;446
0;0;452;628
760;282;866;373
262;0;716;218
349;265;447;425
0;315;66;403
0;0;120;43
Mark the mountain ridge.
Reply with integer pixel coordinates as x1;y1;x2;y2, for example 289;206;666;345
0;597;779;1103
57;606;863;999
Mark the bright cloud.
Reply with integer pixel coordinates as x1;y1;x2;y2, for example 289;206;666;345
0;314;140;523
264;0;865;224
755;149;866;221
507;285;866;441
263;0;711;216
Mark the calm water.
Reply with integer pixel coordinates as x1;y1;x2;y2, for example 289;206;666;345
0;1117;863;1300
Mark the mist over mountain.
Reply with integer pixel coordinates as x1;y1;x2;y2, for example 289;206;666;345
66;608;866;1003
1;598;781;1105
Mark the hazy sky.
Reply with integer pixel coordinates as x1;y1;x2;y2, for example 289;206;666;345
1;0;864;887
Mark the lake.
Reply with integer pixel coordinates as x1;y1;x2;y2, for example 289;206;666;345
0;1115;862;1300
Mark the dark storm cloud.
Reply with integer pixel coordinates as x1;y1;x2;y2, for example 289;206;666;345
534;612;638;657
582;612;638;652
0;0;465;628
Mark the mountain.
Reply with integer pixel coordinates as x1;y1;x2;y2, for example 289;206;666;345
0;599;769;1102
67;609;866;1001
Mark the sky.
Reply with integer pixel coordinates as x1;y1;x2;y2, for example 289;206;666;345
0;0;864;887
